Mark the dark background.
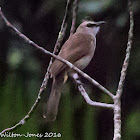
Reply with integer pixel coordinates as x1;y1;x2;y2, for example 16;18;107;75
0;0;140;140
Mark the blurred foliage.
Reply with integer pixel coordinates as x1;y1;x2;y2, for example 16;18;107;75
124;109;140;140
0;0;140;140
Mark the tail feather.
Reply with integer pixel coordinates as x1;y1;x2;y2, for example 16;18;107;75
45;73;64;121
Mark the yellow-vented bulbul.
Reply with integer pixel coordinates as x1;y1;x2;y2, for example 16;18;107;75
45;20;105;121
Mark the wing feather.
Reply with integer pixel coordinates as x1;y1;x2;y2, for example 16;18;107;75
50;33;95;77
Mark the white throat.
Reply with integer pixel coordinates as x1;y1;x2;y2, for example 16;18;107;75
76;26;100;37
93;26;100;36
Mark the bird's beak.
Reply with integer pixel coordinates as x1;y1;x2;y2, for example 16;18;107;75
95;21;106;26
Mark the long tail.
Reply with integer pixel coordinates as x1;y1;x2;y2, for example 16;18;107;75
44;73;64;121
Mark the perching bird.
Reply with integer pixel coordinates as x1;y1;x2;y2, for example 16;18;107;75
45;20;105;121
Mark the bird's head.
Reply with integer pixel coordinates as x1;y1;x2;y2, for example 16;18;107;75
76;20;105;37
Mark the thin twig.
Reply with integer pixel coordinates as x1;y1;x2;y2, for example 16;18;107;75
40;0;72;93
113;0;134;140
116;0;134;98
70;0;79;36
78;85;114;109
72;73;114;109
0;0;72;134
0;121;24;135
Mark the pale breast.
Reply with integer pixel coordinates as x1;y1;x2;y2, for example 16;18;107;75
74;39;96;70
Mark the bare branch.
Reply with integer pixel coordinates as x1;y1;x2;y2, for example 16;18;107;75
116;0;134;98
113;0;134;140
72;73;114;109
0;0;72;134
78;85;114;109
40;0;72;93
0;120;24;135
70;0;79;36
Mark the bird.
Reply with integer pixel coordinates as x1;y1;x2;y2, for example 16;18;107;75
44;20;105;121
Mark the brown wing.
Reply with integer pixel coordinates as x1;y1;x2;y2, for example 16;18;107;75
50;33;95;77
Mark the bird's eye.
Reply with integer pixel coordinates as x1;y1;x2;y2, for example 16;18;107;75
87;23;95;28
